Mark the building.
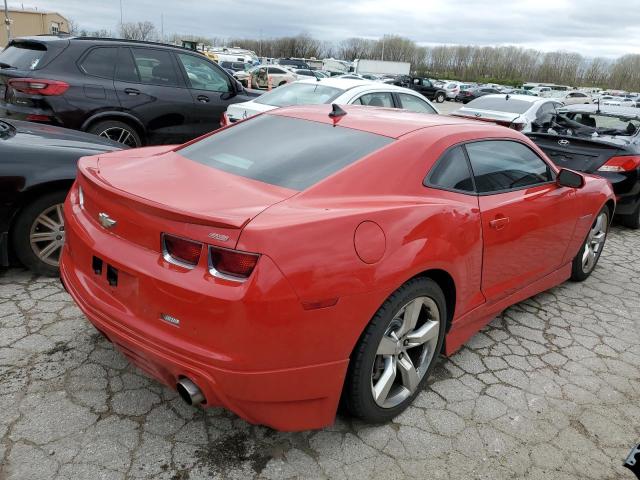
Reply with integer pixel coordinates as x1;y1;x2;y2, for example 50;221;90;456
1;7;69;47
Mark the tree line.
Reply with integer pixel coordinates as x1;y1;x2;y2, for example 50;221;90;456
71;21;640;91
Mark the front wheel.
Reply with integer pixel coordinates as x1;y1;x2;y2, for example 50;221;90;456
88;120;142;148
571;206;609;281
435;92;446;103
344;277;446;423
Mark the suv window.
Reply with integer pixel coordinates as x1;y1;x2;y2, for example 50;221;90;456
0;42;48;70
115;48;140;83
79;47;117;78
398;93;437;114
131;48;180;86
178;115;393;191
426;146;475;192
177;53;230;92
354;92;394;107
466;140;554;194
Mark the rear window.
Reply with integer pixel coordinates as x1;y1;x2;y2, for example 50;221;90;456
178;115;393;190
466;96;533;114
254;82;343;107
0;43;47;70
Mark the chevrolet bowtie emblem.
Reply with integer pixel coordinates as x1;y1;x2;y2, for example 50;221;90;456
98;212;117;229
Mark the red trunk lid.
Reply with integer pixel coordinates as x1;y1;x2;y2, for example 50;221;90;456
77;150;297;250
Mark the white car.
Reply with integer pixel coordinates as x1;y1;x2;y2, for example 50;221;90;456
451;94;563;132
530;86;552;97
233;65;297;89
445;82;462;100
598;95;636;107
552;91;592;105
224;78;440;124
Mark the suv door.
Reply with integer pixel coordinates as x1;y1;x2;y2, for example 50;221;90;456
466;140;577;301
175;52;235;135
75;46;120;118
114;46;195;144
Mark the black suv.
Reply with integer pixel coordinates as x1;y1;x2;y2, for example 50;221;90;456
0;36;257;147
276;58;310;70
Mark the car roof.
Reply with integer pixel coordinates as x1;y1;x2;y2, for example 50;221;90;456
296;77;429;94
560;104;640;117
267;104;504;139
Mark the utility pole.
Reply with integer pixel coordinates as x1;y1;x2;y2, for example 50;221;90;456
3;0;11;43
119;0;123;26
381;35;385;61
160;13;164;43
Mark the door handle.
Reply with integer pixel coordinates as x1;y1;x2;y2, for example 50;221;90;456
197;95;210;103
124;88;140;96
489;216;510;230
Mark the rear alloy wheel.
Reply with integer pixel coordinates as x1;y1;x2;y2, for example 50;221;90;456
89;120;141;148
344;278;446;423
571;207;609;281
12;190;68;276
435;92;446;103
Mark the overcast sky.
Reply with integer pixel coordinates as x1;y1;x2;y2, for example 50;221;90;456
15;0;640;58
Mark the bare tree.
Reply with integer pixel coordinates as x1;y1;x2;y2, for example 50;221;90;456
119;21;157;42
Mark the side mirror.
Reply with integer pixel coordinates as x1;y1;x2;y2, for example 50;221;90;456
557;168;585;188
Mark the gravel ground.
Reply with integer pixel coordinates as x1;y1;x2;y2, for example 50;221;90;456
1;223;639;480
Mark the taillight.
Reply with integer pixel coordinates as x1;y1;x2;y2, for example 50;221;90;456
220;112;229;127
162;234;202;268
8;78;69;96
209;246;259;280
598;155;640;172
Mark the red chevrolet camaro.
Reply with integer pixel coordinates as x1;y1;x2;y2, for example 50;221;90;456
60;105;615;431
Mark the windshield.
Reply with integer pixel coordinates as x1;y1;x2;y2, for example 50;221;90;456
254;82;343;107
0;43;48;70
465;96;534;114
178;115;393;190
551;112;640;137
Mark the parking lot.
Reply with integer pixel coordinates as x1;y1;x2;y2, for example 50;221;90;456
0;221;638;480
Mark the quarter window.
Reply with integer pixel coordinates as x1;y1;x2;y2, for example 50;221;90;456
79;47;117;78
465;141;554;194
398;93;437;114
426;146;475;193
177;53;230;92
131;48;180;87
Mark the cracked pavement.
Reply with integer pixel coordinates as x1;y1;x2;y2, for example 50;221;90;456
1;225;639;480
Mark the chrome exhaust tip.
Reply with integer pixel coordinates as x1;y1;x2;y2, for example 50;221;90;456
176;378;205;406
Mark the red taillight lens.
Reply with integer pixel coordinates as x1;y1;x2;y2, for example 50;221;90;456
8;78;69;96
209;246;259;280
220;112;229;127
162;234;202;268
598;155;640;172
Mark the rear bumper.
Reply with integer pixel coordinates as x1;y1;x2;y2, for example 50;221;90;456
59;191;350;431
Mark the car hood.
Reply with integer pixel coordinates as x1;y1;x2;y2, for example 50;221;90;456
226;101;277;122
1;119;123;151
86;149;297;229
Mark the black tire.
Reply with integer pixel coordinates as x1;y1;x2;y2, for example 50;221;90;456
88;120;142;148
571;206;610;281
619;203;640;229
278;81;287;87
11;190;68;277
344;277;446;423
435;92;446;103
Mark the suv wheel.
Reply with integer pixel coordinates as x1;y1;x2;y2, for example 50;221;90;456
435;92;446;103
89;120;142;148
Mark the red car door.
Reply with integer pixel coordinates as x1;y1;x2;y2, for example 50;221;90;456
465;140;577;301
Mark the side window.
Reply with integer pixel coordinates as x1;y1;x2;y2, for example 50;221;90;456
466;141;554;194
177;53;230;92
115;48;140;83
536;102;557;123
131;48;180;87
79;47;117;78
356;92;394;108
398;93;437;114
426;146;475;193
268;67;285;74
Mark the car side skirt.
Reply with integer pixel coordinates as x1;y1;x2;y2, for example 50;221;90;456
445;262;571;356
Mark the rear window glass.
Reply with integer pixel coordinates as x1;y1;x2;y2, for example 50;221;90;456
254;82;343;107
0;43;47;70
178;115;393;190
466;96;533;114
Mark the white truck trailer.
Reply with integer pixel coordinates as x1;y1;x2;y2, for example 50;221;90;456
353;59;411;76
